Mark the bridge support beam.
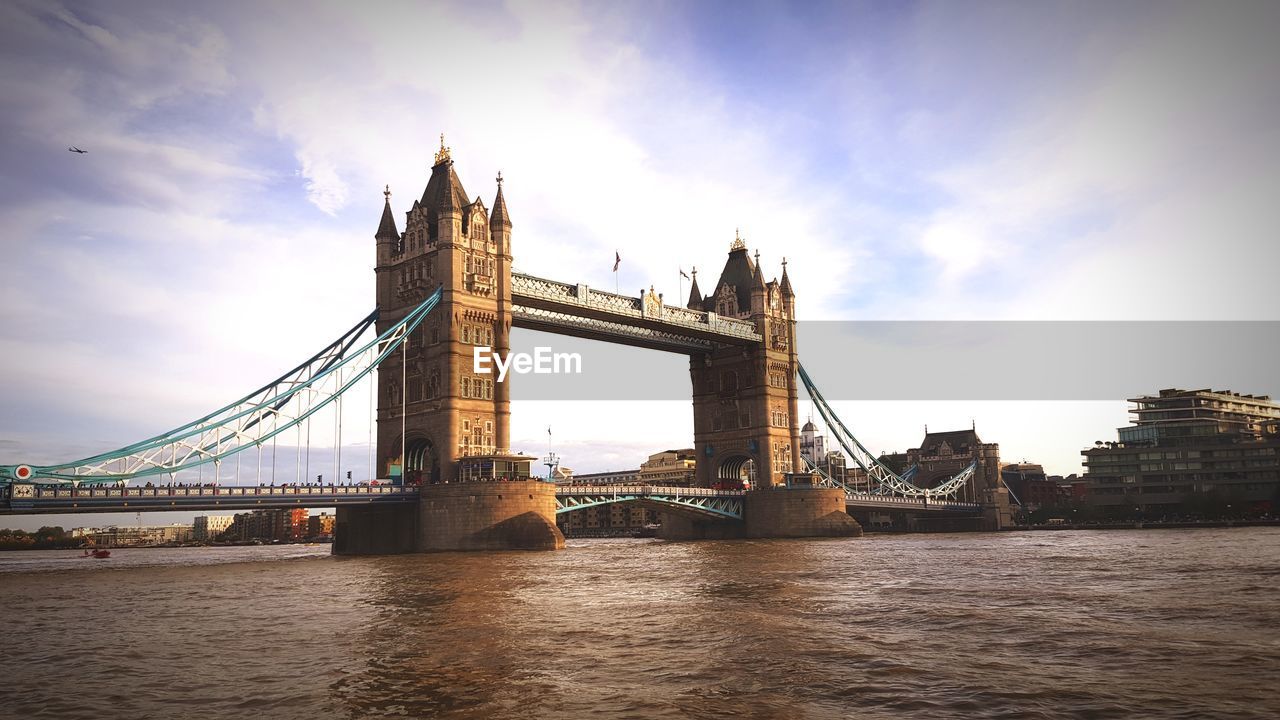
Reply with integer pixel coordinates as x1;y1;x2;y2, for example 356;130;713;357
417;481;564;552
743;487;862;538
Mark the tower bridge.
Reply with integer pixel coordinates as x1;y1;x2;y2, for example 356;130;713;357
0;140;1010;550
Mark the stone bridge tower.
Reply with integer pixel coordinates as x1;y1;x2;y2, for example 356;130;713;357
372;140;513;484
687;235;802;488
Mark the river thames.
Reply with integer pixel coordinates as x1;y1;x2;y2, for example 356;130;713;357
1;528;1276;719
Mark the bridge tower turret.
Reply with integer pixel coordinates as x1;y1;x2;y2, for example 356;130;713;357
345;139;560;554
689;234;800;489
780;259;802;476
371;138;510;486
490;175;513;455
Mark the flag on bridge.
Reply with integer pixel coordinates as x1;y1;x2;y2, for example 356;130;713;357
679;267;689;279
613;251;621;272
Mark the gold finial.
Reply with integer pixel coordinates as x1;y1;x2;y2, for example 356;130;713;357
434;133;452;164
730;227;746;252
383;184;391;202
496;170;504;187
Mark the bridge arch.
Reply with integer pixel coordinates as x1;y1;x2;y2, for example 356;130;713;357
398;433;440;485
715;453;757;489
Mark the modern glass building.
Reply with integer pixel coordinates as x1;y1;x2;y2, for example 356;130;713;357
1081;389;1280;517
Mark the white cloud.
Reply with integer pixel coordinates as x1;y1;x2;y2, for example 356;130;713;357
875;1;1280;320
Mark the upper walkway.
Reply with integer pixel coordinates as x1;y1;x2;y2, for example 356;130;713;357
511;272;762;353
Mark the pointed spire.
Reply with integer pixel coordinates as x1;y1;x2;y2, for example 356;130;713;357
376;184;399;240
780;256;794;298
752;249;766;288
439;164;461;214
686;267;702;309
490;170;511;228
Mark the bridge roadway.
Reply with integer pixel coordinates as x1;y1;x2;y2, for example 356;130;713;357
0;482;979;516
0;483;419;515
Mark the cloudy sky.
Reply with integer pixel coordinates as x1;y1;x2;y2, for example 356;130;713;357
2;0;1278;529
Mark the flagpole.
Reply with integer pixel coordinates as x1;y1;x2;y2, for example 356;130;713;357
678;267;684;308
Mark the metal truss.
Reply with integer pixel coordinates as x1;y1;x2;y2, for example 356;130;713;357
0;288;444;485
512;304;714;353
797;363;978;500
556;485;744;520
512;272;762;343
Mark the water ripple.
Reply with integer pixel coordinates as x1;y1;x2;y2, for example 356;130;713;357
1;528;1278;718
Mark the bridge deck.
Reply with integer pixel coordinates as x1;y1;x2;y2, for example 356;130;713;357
556;484;745;520
1;482;981;516
0;483;419;515
843;493;982;513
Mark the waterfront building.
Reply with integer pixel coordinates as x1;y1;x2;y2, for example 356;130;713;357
193;514;235;542
555;449;696;487
874;428;1001;502
637;449;696;486
84;524;194;547
274;508;309;541
307;512;335;538
1000;463;1069;511
563;468;639;485
226;508;311;542
1081;388;1280;517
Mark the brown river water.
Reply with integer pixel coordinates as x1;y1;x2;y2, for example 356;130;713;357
1;528;1277;719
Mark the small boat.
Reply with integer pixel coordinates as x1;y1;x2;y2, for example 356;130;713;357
81;549;111;559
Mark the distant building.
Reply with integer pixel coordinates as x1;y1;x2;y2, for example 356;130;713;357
562;468;639;486
799;421;826;466
307;512;335;538
874;428;1001;502
554;448;691;535
1048;474;1088;502
1001;463;1068;511
638;449;696;486
796;422;852;488
193;515;235;542
227;508;311;542
84;524;193;547
557;449;696;487
1081;388;1280;517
